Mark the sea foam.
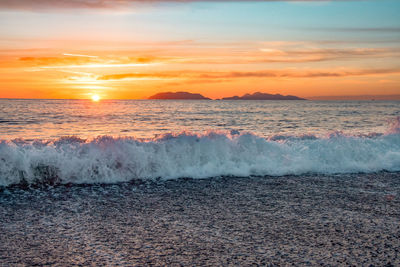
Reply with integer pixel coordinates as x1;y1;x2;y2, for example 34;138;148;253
0;123;400;186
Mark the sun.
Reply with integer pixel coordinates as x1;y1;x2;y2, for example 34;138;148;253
91;94;100;102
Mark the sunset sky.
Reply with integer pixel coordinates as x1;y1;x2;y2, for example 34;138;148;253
0;0;399;100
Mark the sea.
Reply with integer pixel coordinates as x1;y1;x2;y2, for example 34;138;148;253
1;99;400;265
0;99;399;186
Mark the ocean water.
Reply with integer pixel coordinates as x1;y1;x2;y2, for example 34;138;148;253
1;99;400;265
0;99;399;186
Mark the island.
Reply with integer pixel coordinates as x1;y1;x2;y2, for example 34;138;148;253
221;92;306;100
148;91;210;100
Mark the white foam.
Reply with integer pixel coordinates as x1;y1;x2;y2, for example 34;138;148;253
1;127;400;186
387;116;400;135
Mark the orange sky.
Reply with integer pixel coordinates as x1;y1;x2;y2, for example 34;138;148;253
0;1;399;100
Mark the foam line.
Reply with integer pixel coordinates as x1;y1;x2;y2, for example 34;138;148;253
1;122;399;186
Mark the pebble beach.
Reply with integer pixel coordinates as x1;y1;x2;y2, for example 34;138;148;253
1;172;399;266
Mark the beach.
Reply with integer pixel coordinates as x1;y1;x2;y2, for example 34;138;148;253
2;0;400;264
1;172;399;265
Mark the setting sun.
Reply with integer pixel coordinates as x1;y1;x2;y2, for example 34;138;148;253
0;1;400;265
91;94;100;102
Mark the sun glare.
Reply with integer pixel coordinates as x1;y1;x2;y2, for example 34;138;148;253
91;94;100;102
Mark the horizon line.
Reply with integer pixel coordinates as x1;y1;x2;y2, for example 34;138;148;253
1;95;400;101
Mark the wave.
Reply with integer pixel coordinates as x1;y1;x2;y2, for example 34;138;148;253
1;121;400;187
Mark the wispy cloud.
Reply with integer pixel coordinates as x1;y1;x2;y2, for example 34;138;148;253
256;47;399;63
197;68;400;78
18;55;160;69
63;53;98;58
97;67;400;81
309;27;400;33
179;47;400;64
98;73;174;80
0;0;359;11
5;44;398;74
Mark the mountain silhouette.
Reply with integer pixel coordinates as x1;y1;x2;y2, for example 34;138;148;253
221;92;305;100
149;92;210;100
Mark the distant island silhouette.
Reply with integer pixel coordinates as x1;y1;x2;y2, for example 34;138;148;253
148;91;305;100
148;92;211;100
221;92;306;100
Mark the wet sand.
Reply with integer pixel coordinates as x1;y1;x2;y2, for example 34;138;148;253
0;172;399;266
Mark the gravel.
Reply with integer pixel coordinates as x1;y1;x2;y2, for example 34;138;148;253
0;172;399;266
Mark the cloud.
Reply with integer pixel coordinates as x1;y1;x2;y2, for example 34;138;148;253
0;0;113;10
20;47;398;66
20;56;96;66
198;68;400;78
98;73;178;80
9;45;399;72
0;0;359;11
258;47;399;63
181;47;400;64
97;67;400;81
310;27;400;33
18;55;162;68
63;53;99;58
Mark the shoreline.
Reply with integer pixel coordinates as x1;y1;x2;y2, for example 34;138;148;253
1;172;399;265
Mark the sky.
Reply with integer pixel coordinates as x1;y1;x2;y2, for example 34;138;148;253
0;0;399;100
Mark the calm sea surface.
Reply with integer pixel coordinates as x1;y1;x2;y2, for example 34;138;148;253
0;99;399;140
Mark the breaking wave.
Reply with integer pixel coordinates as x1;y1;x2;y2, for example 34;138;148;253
1;121;400;187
